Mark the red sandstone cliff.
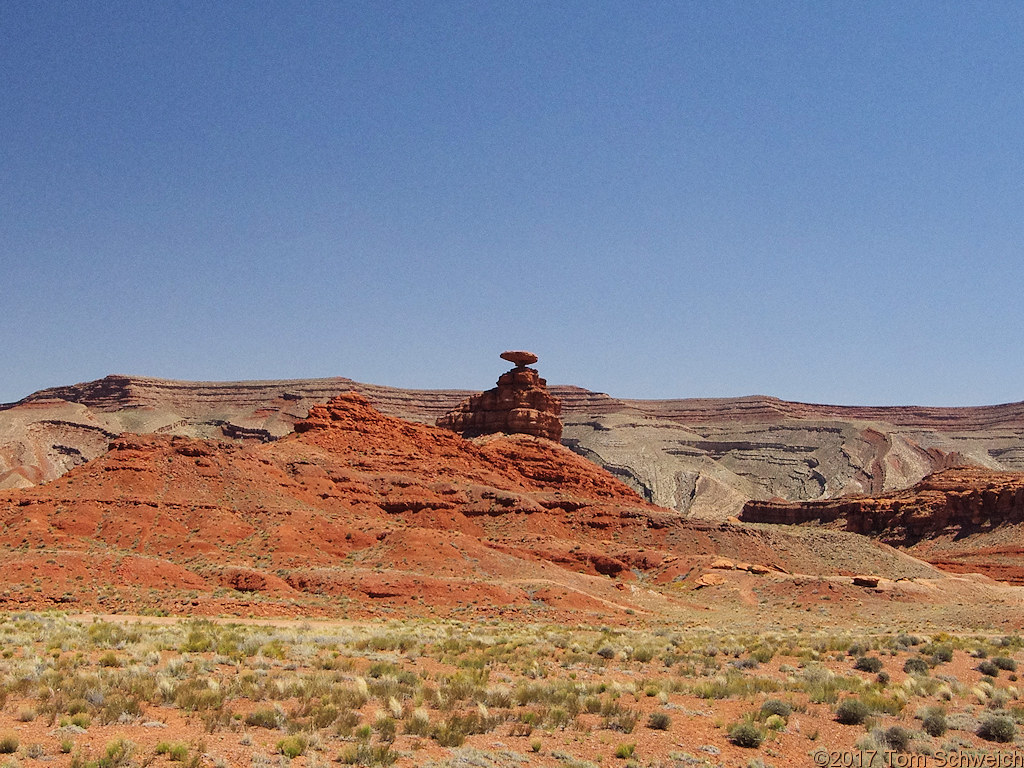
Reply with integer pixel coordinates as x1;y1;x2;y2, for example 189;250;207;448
741;466;1024;583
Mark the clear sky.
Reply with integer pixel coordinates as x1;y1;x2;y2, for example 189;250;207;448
3;2;1023;406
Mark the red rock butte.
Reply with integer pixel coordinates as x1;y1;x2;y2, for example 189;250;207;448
436;351;562;441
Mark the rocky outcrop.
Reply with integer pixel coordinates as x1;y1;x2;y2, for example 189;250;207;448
0;390;960;617
436;351;563;441
741;467;1024;584
4;374;1024;521
741;466;1024;537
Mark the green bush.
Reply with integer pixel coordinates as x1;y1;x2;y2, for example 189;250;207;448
903;657;930;675
835;698;870;725
614;742;635;758
854;656;883;673
978;715;1016;743
994;656;1018;671
276;735;308;759
155;742;189;761
0;734;18;754
759;699;792;719
244;708;280;728
728;721;765;748
978;659;1000;677
647;712;671;730
882;725;911;752
922;707;947;737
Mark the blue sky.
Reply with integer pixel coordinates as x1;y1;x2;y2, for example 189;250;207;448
3;1;1023;406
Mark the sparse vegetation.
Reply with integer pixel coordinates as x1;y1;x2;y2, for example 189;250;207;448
0;614;1014;766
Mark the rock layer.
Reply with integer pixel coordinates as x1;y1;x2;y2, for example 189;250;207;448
741;466;1024;536
436;352;563;441
741;466;1024;583
0;391;955;617
4;375;1024;520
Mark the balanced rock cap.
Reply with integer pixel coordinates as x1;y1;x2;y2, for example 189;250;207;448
500;350;538;367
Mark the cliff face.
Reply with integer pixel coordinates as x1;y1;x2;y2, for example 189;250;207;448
741;467;1024;583
4;375;1024;520
742;467;1024;535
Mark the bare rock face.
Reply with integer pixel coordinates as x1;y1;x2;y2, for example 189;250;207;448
741;466;1024;536
436;351;562;442
741;466;1024;583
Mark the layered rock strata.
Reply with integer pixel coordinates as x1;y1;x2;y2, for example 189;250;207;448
5;375;1024;521
740;466;1024;536
436;351;563;441
741;467;1024;583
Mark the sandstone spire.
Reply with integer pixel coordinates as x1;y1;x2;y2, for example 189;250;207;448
436;351;562;441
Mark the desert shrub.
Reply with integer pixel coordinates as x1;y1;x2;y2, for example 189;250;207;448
759;699;792;719
728;721;765;748
854;656;883;673
922;707;947;737
99;739;134;767
614;742;635;758
155;742;190;761
173;679;224;712
374;715;397;742
647;712;671;730
847;642;869;657
338;743;396;766
0;734;18;754
994;656;1018;671
904;657;930;675
596;646;616;660
630;646;654;663
603;709;638;733
881;725;911;752
431;719;466;748
276;735;307;759
404;708;431;736
835;698;870;725
860;689;905;716
244;708;281;729
690;670;781;699
979;660;1000;677
978;715;1016;743
765;714;787;731
876;672;890;685
931;645;954;664
100;694;143;724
